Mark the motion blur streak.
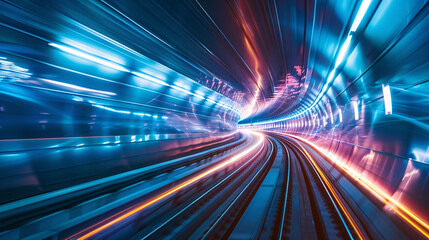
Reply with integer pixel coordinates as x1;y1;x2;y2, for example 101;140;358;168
49;43;130;72
0;1;429;239
283;133;429;238
71;131;264;240
296;141;365;240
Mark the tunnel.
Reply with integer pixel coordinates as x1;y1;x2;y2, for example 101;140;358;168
0;0;428;239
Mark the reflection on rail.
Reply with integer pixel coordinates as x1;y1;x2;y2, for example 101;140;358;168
282;133;429;238
1;131;429;239
70;131;264;239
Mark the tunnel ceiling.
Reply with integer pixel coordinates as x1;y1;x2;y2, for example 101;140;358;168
98;0;315;122
39;0;347;123
81;0;372;124
4;0;420;124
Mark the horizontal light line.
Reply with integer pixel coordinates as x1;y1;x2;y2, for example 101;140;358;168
49;43;129;72
132;71;170;87
49;43;241;117
283;133;429;238
72;131;264;240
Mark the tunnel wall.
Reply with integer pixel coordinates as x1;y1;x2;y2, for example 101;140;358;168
251;0;429;220
0;132;240;204
0;1;243;204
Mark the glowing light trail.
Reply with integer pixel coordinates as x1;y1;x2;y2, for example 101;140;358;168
382;84;392;115
132;71;170;87
49;43;129;72
353;101;359;120
242;0;373;126
282;133;429;238
49;43;241;117
296;142;365;240
70;131;264;240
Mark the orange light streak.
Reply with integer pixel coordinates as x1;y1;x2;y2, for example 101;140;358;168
244;38;262;111
70;131;264;240
282;133;429;238
297;142;366;240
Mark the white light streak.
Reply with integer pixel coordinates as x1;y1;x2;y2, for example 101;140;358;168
353;101;359;120
132;71;170;87
49;43;129;72
350;0;372;32
382;84;392;115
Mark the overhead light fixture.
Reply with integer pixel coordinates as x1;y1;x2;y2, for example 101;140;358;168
382;84;392;115
353;101;359;120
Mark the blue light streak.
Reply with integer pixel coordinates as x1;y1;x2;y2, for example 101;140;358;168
49;41;242;118
242;0;372;126
49;43;130;72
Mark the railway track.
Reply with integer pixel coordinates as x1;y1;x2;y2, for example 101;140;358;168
3;131;421;240
122;133;368;240
133;133;373;240
190;134;368;240
135;136;274;240
0;133;252;239
278;135;366;240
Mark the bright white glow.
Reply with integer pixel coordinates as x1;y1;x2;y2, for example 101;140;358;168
171;85;192;95
339;108;343;122
49;42;241;119
93;104;130;114
132;71;170;87
193;93;205;100
14;66;28;72
353;101;359;120
334;35;352;68
350;0;372;32
49;43;129;72
382;84;392;115
330;111;334;124
207;98;216;104
40;78;116;96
